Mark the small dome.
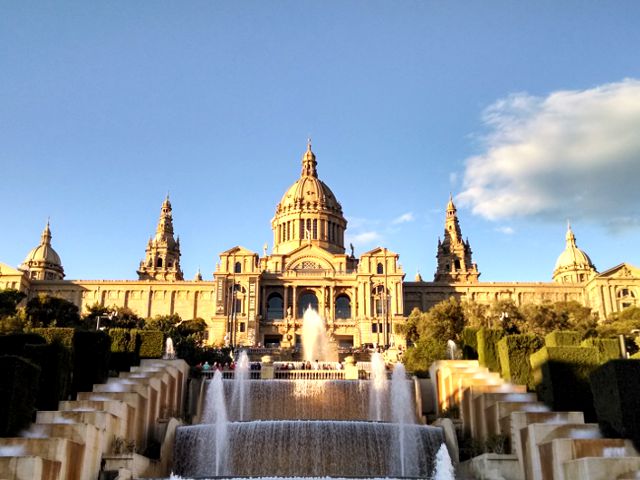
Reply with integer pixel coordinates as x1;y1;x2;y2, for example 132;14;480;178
22;223;62;267
275;142;342;215
553;225;595;272
21;222;65;280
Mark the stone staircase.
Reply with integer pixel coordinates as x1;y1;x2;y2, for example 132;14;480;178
0;359;189;480
431;360;640;480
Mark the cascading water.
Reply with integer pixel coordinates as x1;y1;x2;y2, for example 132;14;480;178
199;369;228;476
369;352;388;421
230;350;249;421
175;346;447;478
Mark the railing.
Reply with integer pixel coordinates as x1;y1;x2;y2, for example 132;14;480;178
200;370;262;380
274;370;346;380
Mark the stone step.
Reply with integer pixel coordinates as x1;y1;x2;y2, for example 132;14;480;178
0;455;61;480
563;457;640;480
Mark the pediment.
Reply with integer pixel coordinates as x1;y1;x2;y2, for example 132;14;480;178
596;263;640;279
220;246;257;257
0;262;24;276
283;244;337;272
360;246;399;258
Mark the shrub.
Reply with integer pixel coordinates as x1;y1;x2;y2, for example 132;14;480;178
530;346;600;421
590;360;640;449
580;337;622;362
31;327;75;349
108;328;140;372
461;327;479;360
0;356;40;437
72;331;111;395
497;334;544;389
402;337;447;376
544;330;581;347
23;342;72;410
477;328;505;373
0;333;46;355
136;330;164;359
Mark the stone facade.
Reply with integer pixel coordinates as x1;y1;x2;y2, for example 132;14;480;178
2;143;639;346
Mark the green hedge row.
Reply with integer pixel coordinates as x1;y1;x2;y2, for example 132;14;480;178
544;330;582;347
72;331;111;394
497;334;544;390
590;360;640;448
477;328;505;373
24;342;73;411
530;346;600;421
461;327;479;360
108;328;164;372
580;337;621;362
0;356;40;437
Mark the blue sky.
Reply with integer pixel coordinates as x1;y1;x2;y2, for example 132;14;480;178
2;1;640;282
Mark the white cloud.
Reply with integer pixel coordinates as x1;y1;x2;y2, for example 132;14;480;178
458;79;640;230
495;226;515;235
449;172;458;186
392;212;414;224
346;231;382;245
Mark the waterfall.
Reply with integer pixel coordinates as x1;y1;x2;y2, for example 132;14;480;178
432;443;455;480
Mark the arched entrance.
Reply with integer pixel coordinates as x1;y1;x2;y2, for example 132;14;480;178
298;291;318;318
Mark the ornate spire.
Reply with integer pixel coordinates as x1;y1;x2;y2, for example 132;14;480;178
138;197;184;281
301;138;317;178
41;220;52;245
434;194;479;283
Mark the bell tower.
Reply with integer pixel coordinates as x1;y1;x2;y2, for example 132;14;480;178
434;195;479;283
137;195;184;281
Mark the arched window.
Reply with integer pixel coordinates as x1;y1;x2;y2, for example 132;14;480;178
335;294;351;319
156;258;163;268
313;219;318;239
267;293;284;320
298;291;319;318
376;262;384;274
454;259;461;271
234;262;242;273
372;285;387;317
618;288;636;309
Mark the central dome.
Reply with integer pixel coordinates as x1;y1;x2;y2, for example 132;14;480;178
271;142;347;255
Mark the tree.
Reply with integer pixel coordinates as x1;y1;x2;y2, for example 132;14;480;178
0;289;26;317
26;294;81;328
83;304;144;330
419;297;466;343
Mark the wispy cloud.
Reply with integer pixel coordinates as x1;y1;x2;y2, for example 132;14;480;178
495;226;515;235
392;212;414;224
458;79;640;230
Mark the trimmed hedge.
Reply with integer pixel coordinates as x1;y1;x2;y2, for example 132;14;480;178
580;337;621;362
0;333;46;354
31;327;75;349
497;334;544;390
24;342;72;410
137;330;164;359
545;330;581;347
72;331;111;395
0;356;40;437
461;327;479;360
530;346;600;421
590;360;640;449
477;328;505;373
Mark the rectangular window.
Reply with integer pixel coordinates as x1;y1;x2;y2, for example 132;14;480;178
239;322;246;332
299;220;304;240
313;219;318;239
371;323;378;333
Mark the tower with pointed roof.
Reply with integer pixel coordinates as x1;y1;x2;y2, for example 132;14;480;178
20;221;65;280
434;195;479;283
137;196;184;281
271;140;347;255
552;223;597;283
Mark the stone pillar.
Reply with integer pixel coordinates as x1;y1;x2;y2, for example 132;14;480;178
344;356;358;380
292;285;297;320
260;355;274;380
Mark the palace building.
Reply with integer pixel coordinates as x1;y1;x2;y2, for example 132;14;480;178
1;142;639;347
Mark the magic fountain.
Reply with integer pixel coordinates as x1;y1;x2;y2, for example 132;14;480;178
173;308;450;479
